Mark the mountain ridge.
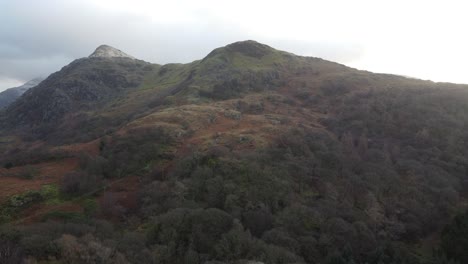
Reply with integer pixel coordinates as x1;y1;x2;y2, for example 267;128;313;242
2;41;341;131
1;40;460;139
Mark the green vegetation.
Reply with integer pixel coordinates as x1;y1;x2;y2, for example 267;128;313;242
81;198;98;217
41;210;86;222
41;184;62;205
100;126;173;177
439;210;468;263
1;41;468;263
0;191;42;224
0;184;64;224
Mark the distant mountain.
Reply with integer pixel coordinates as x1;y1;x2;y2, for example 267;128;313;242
0;78;44;109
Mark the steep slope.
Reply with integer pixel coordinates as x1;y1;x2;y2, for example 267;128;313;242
1;41;468;264
3;45;153;129
0;78;44;109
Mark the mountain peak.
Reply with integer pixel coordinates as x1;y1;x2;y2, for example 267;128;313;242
224;40;275;58
204;40;278;61
89;45;135;59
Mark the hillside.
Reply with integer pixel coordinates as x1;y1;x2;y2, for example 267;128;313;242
1;41;468;264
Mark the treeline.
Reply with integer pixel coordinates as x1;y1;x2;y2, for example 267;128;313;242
2;124;466;263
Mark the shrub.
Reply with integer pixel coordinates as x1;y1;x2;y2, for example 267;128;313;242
3;162;13;169
100;192;126;218
41;211;86;223
21;234;60;258
241;208;274;237
18;165;39;179
40;184;61;204
60;171;102;196
147;208;233;261
440;211;468;263
262;229;300;254
100;127;172;177
79;154;109;177
0;237;24;263
82;199;98;218
117;232;148;263
55;234;129;263
0;190;45;223
214;219;257;260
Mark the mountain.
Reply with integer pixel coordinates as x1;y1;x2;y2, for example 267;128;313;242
2;41;347;139
0;78;43;109
89;44;136;59
1;41;468;264
3;45;152;129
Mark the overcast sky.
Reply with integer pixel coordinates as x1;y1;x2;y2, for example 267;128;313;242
1;0;467;91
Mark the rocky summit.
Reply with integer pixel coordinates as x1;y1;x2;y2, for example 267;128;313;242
89;44;136;59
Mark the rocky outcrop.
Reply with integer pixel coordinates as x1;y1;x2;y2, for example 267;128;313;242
89;45;136;59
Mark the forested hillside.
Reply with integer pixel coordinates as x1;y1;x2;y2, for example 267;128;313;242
1;41;467;264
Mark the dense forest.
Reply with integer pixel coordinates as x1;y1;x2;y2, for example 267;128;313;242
1;41;468;263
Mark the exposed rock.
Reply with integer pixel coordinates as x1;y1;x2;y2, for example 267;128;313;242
89;44;136;59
